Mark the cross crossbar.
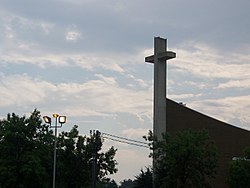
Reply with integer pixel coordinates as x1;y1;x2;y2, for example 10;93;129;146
145;51;176;63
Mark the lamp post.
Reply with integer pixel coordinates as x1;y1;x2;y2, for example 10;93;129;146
43;114;66;188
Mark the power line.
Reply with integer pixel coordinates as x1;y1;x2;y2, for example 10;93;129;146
102;132;148;145
103;136;150;149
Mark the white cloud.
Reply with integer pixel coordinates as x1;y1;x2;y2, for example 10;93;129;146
0;52;127;72
169;93;202;101
217;79;250;89
126;74;149;88
65;31;81;41
65;25;82;42
41;22;54;35
0;43;147;72
0;74;55;107
189;95;250;129
173;42;250;80
0;73;152;120
61;74;152;117
122;128;150;139
72;53;128;73
0;53;69;68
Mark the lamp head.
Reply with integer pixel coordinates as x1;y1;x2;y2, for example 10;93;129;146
53;114;59;118
43;116;51;124
59;116;66;124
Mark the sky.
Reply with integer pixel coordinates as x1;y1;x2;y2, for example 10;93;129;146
1;0;250;183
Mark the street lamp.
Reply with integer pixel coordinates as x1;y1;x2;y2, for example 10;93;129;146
43;114;66;188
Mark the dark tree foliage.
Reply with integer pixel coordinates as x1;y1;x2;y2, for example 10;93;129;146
0;110;54;188
228;147;250;188
0;110;118;188
97;178;118;188
56;125;118;188
134;167;153;188
145;129;218;188
119;179;134;188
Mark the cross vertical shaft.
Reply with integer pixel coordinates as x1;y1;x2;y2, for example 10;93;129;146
153;38;167;139
145;37;176;140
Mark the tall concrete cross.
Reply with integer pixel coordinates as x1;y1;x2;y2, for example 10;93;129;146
145;37;176;140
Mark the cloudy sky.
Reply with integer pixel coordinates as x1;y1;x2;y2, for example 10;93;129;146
1;0;250;183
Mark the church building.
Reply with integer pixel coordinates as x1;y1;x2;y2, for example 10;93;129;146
145;37;250;187
166;98;250;187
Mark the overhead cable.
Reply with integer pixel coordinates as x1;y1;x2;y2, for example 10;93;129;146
102;132;148;145
103;136;149;149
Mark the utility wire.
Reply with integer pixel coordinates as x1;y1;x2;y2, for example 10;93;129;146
102;132;148;145
103;136;149;149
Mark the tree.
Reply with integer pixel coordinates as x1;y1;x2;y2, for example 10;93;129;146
97;178;118;188
119;179;134;188
145;129;218;188
56;126;118;187
134;167;153;188
0;110;118;188
228;147;250;188
0;110;54;188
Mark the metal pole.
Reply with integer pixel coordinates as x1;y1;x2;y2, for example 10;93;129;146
53;116;58;188
92;130;97;188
